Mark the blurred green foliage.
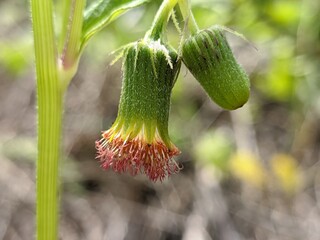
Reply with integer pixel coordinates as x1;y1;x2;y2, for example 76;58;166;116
193;129;233;173
0;0;32;76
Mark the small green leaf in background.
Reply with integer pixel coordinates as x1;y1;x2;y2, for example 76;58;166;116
256;37;295;101
0;39;33;76
193;129;233;174
81;0;149;50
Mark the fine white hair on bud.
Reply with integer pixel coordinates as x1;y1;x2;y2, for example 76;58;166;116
96;39;182;182
182;25;250;110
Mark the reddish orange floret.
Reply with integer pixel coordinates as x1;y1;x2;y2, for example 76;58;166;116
95;130;181;182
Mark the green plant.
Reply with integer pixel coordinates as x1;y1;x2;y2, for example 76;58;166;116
30;0;149;239
30;0;251;239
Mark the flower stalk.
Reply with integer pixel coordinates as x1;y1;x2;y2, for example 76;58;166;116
146;0;178;40
178;0;199;35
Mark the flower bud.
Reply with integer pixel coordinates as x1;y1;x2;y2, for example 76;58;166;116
96;39;181;182
182;25;250;110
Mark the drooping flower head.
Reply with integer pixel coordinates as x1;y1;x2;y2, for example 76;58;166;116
96;39;181;182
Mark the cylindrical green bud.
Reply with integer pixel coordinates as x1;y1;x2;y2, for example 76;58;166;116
182;25;250;110
118;40;181;145
96;39;181;182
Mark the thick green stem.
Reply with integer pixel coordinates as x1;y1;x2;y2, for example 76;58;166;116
37;89;63;240
31;0;62;239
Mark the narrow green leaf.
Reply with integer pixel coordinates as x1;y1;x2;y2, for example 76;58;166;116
81;0;149;50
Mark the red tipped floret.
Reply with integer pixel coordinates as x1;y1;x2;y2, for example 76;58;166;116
95;129;181;182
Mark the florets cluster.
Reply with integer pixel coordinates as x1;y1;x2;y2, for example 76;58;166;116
96;127;181;182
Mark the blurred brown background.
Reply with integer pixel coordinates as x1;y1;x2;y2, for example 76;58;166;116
1;0;320;239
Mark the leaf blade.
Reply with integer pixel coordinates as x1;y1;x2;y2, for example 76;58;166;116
81;0;149;50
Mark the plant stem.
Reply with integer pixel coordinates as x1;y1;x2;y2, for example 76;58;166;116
59;0;86;90
178;0;199;34
60;0;85;69
31;0;62;239
146;0;178;40
58;0;72;54
36;88;63;240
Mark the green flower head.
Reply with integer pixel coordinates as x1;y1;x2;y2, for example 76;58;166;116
96;39;181;182
182;25;250;110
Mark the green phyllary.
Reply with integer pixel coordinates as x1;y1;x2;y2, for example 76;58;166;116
96;39;181;182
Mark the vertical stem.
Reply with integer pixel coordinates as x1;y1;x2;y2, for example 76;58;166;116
31;0;62;239
37;88;63;240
